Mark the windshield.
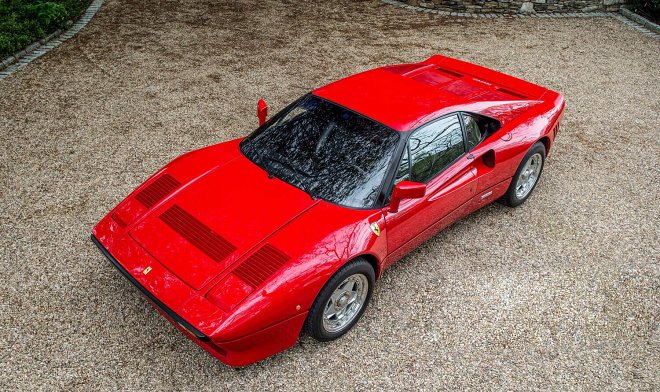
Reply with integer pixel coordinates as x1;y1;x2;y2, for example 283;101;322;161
240;95;400;209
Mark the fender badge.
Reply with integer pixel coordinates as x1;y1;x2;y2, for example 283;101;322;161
370;222;381;237
142;266;152;275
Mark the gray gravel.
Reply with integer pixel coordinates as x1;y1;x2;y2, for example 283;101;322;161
1;0;659;390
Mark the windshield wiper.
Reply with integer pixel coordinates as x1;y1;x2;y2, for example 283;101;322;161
262;152;316;199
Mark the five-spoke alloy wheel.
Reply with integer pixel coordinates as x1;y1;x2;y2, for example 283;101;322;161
515;152;543;200
305;258;375;341
322;274;369;333
501;141;546;207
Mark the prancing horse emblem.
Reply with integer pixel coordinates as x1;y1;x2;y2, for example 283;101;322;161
142;266;152;275
370;222;381;237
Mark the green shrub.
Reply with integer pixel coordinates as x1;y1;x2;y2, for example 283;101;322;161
0;0;92;58
29;2;69;32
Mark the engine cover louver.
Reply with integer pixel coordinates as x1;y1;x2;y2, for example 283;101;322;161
159;205;236;263
233;244;289;288
135;173;181;208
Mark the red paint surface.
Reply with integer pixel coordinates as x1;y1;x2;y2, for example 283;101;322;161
92;55;565;367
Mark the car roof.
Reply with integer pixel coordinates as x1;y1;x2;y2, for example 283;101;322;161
312;55;551;132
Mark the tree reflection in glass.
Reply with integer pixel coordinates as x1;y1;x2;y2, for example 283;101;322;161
241;95;400;209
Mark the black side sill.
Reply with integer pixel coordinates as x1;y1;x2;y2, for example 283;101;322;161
90;234;209;341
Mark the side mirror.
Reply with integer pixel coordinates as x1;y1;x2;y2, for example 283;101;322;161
389;181;426;213
257;99;268;126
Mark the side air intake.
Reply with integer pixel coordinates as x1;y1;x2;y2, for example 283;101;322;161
233;244;289;288
159;205;236;263
135;173;181;208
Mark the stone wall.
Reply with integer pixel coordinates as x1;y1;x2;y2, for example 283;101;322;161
405;0;625;13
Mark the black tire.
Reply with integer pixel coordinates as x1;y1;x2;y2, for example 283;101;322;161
304;258;375;342
500;141;546;207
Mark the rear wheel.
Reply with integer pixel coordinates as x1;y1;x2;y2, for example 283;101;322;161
305;258;375;341
501;142;546;207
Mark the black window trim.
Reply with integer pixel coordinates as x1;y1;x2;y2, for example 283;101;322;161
405;112;467;183
377;131;410;208
384;109;507;208
458;111;470;154
380;132;412;206
460;111;501;153
383;110;503;206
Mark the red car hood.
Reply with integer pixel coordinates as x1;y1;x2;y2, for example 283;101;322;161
129;156;316;290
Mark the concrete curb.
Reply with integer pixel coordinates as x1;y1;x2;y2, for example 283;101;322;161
620;8;660;34
382;0;659;39
0;0;105;81
611;11;660;38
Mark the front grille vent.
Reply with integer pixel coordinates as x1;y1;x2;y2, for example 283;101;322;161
135;174;181;208
233;244;289;288
159;205;236;263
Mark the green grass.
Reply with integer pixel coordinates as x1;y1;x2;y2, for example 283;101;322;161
0;0;91;58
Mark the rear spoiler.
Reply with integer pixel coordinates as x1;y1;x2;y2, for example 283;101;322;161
422;55;548;100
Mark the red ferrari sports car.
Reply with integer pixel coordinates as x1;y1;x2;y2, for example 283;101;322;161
92;55;564;367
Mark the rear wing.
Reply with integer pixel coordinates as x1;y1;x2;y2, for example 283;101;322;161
422;55;549;101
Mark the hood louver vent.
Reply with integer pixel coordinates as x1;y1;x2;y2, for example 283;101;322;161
233;244;289;288
111;212;127;228
135;173;181;208
159;205;236;263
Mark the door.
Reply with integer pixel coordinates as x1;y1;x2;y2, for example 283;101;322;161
384;114;478;265
461;112;516;211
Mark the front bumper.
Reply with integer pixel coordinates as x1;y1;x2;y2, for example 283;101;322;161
91;234;307;367
91;235;208;341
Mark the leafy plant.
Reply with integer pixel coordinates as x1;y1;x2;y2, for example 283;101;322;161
29;2;69;31
0;0;91;58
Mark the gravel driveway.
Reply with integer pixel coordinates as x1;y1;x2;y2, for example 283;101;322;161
1;0;658;390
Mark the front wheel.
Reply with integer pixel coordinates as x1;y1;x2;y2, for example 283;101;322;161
501;142;546;207
305;258;375;341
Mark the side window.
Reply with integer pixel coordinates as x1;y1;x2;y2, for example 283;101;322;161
393;147;410;185
462;113;484;150
409;114;464;183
